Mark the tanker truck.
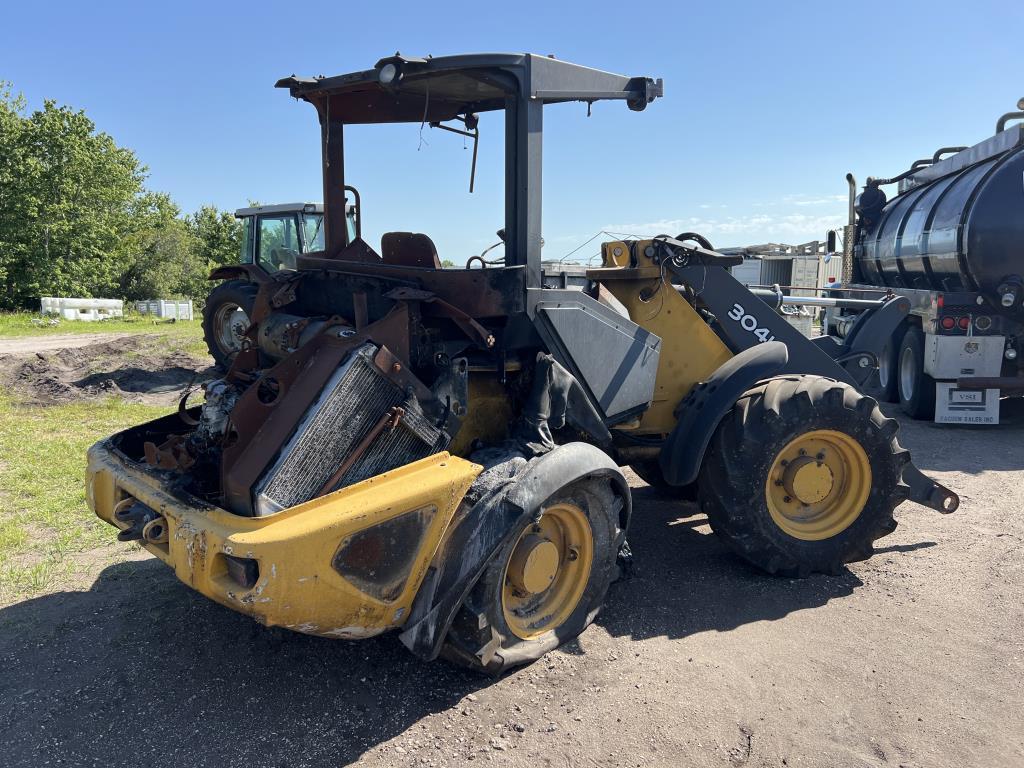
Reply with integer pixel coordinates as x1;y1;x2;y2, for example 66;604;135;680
823;98;1024;424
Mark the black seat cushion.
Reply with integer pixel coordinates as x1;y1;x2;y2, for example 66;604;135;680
380;232;441;269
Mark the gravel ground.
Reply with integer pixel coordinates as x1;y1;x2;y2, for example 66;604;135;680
0;333;134;355
1;403;1021;768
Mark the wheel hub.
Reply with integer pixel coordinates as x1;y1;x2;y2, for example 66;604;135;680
783;456;835;504
501;503;594;640
765;430;872;541
507;534;559;595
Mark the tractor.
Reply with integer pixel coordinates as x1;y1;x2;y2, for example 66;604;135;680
203;201;358;368
87;53;957;674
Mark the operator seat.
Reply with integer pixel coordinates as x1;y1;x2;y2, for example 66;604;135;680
380;232;441;269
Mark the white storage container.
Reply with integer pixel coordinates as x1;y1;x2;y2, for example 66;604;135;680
135;299;194;321
40;297;123;321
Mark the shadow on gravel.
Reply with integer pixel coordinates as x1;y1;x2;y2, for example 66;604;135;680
0;559;483;768
0;485;934;767
598;485;867;642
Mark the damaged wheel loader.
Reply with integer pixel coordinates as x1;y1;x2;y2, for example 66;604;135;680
87;54;958;674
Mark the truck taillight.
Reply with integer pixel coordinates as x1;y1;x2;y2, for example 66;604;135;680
957;316;971;330
940;316;956;330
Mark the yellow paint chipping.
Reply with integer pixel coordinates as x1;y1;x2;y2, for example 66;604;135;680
87;445;482;637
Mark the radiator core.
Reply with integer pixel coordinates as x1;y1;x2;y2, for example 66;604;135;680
253;344;449;516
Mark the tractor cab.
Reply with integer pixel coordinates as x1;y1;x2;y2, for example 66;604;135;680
234;202;358;274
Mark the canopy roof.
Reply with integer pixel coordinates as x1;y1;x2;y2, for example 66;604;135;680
275;52;663;123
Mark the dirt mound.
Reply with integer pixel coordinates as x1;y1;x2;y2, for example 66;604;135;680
1;335;215;405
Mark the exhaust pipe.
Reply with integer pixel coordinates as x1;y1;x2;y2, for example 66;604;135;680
845;173;856;227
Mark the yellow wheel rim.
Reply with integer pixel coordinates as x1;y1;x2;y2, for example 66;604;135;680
501;502;594;640
765;429;871;541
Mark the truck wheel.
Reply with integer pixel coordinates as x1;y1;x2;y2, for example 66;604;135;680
872;327;905;403
203;280;258;370
698;375;907;577
897;326;935;419
441;478;622;674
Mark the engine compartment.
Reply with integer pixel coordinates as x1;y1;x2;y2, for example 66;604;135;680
120;260;542;517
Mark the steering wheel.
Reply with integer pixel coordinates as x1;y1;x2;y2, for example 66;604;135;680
674;232;715;250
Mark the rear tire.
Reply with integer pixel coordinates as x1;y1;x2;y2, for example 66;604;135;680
203;280;258;370
897;326;935;419
698;375;908;577
441;477;623;674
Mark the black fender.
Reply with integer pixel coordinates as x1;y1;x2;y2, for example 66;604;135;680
208;263;269;284
658;341;788;486
823;295;911;386
398;442;631;662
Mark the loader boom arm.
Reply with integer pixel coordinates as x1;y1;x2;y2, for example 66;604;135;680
658;237;904;387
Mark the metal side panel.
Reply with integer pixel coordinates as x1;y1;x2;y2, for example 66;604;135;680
528;289;660;422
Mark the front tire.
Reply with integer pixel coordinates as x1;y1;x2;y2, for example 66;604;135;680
897;326;935;419
202;280;258;370
441;477;623;674
698;375;908;576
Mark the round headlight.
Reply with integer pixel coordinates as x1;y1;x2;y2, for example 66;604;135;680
378;63;398;85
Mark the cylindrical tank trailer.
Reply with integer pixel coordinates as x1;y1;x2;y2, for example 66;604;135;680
829;99;1024;424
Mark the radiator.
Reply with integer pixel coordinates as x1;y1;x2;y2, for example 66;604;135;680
253;344;449;516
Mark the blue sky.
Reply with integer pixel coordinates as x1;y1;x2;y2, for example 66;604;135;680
3;0;1022;264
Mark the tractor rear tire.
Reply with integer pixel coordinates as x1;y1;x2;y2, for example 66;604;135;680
203;280;258;370
441;477;623;675
698;375;908;577
897;326;936;420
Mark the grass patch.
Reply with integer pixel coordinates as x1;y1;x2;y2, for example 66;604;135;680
0;310;209;358
0;394;173;603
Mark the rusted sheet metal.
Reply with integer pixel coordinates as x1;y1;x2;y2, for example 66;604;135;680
220;306;415;515
295;255;527;318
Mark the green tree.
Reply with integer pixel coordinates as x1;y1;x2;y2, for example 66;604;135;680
0;86;146;308
0;85;32;307
118;193;202;301
187;204;241;268
0;84;247;308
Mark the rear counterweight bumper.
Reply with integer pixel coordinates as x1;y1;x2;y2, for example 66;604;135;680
87;438;481;638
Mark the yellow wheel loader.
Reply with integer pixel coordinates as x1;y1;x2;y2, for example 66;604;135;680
87;54;958;674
